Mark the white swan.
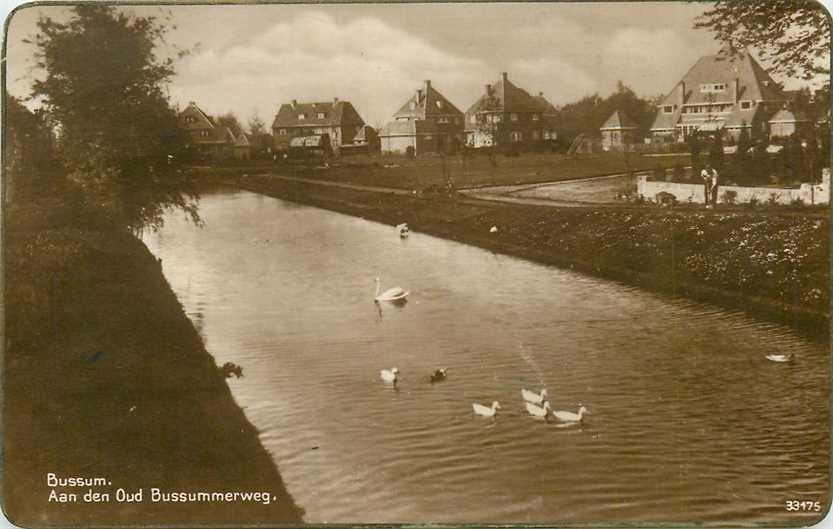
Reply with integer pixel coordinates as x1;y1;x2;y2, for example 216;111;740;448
489;226;498;233
766;354;793;363
396;223;409;238
525;400;551;418
380;367;399;384
552;405;589;423
375;277;409;302
521;388;548;405
472;401;501;417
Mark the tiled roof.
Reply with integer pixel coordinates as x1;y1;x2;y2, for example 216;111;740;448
600;111;639;130
651;48;786;132
393;81;463;120
466;74;550;115
272;100;365;129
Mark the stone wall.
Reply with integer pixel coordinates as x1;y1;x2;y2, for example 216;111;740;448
637;169;830;205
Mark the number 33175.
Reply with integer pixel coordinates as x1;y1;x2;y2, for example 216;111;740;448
786;500;820;512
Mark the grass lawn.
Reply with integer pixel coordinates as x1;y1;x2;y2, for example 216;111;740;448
282;151;690;190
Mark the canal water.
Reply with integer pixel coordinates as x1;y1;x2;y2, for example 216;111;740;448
143;189;829;525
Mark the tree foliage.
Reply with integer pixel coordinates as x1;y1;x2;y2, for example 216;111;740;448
553;81;657;143
5;94;57;201
28;5;198;230
694;1;830;79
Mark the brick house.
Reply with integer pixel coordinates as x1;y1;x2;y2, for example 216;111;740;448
464;72;558;148
271;99;365;153
379;80;464;155
650;48;787;142
600;110;640;150
179;102;238;160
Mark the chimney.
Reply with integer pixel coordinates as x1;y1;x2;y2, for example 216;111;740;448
333;97;339;104
417;89;423;103
291;99;297;108
678;81;685;107
501;72;508;83
539;92;544;97
485;84;492;96
425;79;432;92
733;78;739;103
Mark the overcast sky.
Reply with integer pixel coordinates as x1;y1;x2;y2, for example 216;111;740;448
5;2;825;129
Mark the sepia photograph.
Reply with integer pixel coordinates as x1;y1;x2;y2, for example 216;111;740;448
3;0;831;526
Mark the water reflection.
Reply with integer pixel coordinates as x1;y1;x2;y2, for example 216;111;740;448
143;189;829;526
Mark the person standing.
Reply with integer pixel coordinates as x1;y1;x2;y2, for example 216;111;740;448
710;166;720;207
701;164;713;207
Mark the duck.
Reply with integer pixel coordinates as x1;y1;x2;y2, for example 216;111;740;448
375;277;409;302
766;354;793;363
552;405;589;423
380;367;399;384
396;223;410;238
489;225;498;233
521;388;548;405
429;368;448;383
525;400;551;418
472;401;501;417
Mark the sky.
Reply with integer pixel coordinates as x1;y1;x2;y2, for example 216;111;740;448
4;2;828;130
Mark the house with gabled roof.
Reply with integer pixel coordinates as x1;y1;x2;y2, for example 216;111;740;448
464;72;558;148
379;80;464;155
600;110;640;150
179;102;239;160
271;98;365;154
650;48;787;142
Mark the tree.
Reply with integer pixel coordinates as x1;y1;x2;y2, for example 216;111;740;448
694;1;830;79
736;124;751;163
217;112;244;137
709;134;725;170
29;5;198;230
5;95;57;201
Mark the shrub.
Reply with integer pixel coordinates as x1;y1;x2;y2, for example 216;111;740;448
405;146;415;159
745;196;759;209
721;189;738;205
766;193;780;206
790;197;805;208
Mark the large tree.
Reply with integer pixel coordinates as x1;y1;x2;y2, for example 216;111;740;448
29;5;198;229
694;1;830;79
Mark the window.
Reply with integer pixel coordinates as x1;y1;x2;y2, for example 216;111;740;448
492;114;502;123
469;115;477;124
663;105;674;114
700;83;727;93
279;129;287;136
298;113;306;120
317;112;326;119
510;113;518;122
532;130;541;140
185;116;195;123
435;101;443;109
510;131;522;142
740;101;752;110
454;117;460;125
532;114;540;121
438;116;450;124
199;130;209;138
425;135;433;141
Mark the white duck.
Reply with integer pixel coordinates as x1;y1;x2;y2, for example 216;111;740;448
552;405;589;423
375;277;409;302
521;388;548;405
766;354;793;363
525;400;551;418
472;401;501;417
380;367;399;384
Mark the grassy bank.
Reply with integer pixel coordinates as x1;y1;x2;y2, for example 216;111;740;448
195;151;690;191
240;174;829;334
4;192;304;526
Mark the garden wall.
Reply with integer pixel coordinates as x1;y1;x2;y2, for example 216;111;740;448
637;169;830;205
